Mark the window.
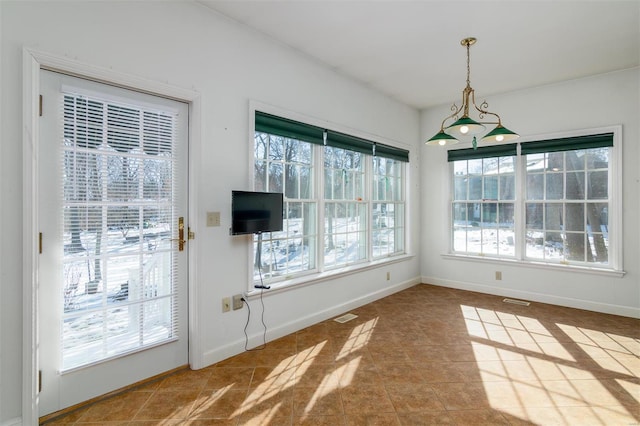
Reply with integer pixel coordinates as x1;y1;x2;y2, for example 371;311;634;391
254;131;317;280
253;111;408;286
373;156;405;258
324;146;367;268
450;145;517;257
522;134;613;265
449;132;618;271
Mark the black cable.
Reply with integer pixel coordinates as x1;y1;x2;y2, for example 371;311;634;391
242;297;259;351
242;261;268;351
257;263;268;347
258;287;267;348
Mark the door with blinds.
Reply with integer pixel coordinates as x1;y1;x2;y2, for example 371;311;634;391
38;70;189;416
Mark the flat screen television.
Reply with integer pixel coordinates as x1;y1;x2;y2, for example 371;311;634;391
231;190;284;235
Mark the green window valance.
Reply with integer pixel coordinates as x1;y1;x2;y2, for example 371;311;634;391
255;111;325;145
447;143;517;162
325;130;373;155
520;133;613;155
374;143;410;162
255;111;409;162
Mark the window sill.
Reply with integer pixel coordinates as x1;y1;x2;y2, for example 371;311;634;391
441;253;626;278
245;254;415;299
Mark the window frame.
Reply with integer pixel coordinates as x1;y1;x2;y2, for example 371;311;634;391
451;153;517;259
446;126;623;276
247;104;411;292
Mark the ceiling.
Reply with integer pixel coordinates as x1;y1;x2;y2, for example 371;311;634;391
198;0;639;110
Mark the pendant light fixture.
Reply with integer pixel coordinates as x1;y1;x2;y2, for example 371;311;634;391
426;37;519;148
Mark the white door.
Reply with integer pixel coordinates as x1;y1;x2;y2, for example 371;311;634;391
38;70;189;416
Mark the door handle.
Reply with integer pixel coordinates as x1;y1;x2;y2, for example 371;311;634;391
171;217;186;251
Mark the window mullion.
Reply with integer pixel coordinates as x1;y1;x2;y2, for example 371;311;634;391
316;144;325;273
515;145;525;260
365;155;373;261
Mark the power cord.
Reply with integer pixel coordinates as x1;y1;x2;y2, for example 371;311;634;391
242;263;269;351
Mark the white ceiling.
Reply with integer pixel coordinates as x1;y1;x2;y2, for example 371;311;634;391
198;0;639;110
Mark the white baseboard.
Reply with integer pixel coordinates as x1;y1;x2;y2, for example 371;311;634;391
1;418;22;426
421;276;640;319
201;277;420;367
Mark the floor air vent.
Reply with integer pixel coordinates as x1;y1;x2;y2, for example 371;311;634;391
334;313;358;323
503;298;530;306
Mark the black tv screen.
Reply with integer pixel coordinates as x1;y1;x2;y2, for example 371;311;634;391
231;191;284;235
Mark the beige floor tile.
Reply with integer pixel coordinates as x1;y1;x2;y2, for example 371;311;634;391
187;388;248;420
431;382;491;410
482;380;556;408
384;383;444;413
447;409;510;425
236;386;294;420
345;413;401;426
157;368;212;391
293;414;346;425
205;366;255;391
293;386;344;417
134;389;200;420
557;405;639;425
374;362;424;385
77;391;152;422
340;384;395;415
43;284;640;426
397;411;454;425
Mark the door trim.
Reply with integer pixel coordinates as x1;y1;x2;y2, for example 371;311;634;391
22;48;202;425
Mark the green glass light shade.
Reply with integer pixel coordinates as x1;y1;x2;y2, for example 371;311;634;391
426;131;458;146
480;125;519;143
446;116;485;136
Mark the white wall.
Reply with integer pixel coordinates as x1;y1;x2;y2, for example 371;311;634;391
0;1;421;422
420;68;640;318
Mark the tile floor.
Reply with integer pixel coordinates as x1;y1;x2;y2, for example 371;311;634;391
44;284;639;425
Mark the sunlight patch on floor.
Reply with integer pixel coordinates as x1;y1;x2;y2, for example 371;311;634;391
232;319;378;421
241;402;282;425
461;305;638;425
615;379;640;404
296;320;375;419
297;321;374;418
294;341;328;375
189;384;234;417
462;305;576;362
557;323;640;376
335;318;377;361
232;341;326;418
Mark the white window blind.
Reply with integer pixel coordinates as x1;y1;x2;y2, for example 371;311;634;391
60;92;180;371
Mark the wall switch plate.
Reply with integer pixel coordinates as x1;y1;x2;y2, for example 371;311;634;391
232;294;244;310
495;271;502;280
206;211;221;227
222;297;231;312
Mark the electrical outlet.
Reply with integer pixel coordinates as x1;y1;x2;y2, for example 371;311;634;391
386;271;390;281
232;294;244;310
495;271;502;280
222;297;231;312
206;211;221;227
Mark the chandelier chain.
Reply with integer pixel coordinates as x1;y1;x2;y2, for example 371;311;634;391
466;42;471;88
